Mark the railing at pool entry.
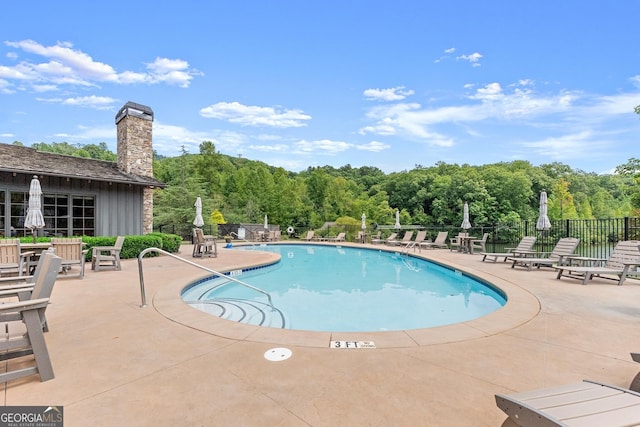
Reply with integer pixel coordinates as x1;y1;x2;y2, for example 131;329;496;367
229;231;257;248
137;247;274;309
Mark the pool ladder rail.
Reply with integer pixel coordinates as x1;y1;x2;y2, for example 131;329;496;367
137;247;275;311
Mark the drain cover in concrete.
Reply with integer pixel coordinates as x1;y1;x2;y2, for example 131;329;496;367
264;347;292;361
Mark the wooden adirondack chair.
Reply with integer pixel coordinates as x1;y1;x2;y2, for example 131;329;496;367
50;237;88;278
0;251;61;382
91;236;125;271
0;238;32;277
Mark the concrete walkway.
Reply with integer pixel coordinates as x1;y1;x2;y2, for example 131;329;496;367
3;242;639;426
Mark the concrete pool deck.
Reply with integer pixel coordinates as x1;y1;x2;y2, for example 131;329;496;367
3;241;640;426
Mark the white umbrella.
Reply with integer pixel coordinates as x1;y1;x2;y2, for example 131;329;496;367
264;214;268;229
461;202;472;229
361;212;366;230
24;175;45;242
193;197;204;227
536;190;551;231
537;190;552;252
395;210;401;230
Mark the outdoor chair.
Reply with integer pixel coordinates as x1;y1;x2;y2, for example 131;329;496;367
449;232;469;252
0;238;32;277
91;235;125;271
0;250;59;331
470;232;489;253
495;380;640;426
509;237;580;271
387;231;413;246
50;237;88;278
419;231;449;250
480;236;536;263
326;232;346;242
0;251;61;382
193;228;217;258
402;230;427;251
554;240;640;285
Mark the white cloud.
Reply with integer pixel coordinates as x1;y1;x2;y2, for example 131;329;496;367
456;52;483;67
292;139;352;155
36;95;118;110
248;143;289;152
519;131;609;160
355;141;390;152
1;39;200;91
200;101;311;128
363;86;414;101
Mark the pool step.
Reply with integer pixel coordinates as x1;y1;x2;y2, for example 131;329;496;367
187;298;286;328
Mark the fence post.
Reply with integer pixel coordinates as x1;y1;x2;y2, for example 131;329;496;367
624;217;629;241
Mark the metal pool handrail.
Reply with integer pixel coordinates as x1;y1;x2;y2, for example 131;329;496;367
137;247;273;308
229;231;257;247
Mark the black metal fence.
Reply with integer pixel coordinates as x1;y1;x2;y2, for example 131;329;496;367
155;217;640;258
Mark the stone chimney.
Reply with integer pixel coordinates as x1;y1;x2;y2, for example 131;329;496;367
115;101;154;234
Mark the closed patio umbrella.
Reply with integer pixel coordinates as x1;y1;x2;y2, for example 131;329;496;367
536;190;552;252
24;175;45;243
461;202;472;230
193;197;204;228
264;214;268;230
361;212;366;230
536;190;551;231
395;210;401;230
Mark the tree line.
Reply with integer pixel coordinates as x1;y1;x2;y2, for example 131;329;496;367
13;141;640;235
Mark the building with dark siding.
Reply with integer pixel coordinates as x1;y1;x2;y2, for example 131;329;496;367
0;102;165;238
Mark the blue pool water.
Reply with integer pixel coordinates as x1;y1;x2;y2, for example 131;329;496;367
182;244;506;332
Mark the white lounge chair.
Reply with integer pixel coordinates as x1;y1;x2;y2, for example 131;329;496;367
495;380;640;427
303;230;315;241
481;236;537;263
554;240;640;285
509;237;580;271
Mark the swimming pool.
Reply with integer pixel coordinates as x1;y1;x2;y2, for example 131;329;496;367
181;244;506;332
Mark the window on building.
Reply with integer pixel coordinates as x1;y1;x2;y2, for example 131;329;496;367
7;191;95;237
0;190;5;237
71;196;95;236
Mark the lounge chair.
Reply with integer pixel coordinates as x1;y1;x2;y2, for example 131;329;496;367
419;231;449;250
91;235;125;271
372;232;396;245
326;232;346;242
449;232;469;252
495;380;640;426
401;230;427;251
554;240;640;285
387;231;413;246
509;237;580;271
480;236;537;263
0;251;61;382
50;237;88;278
0;238;32;277
303;230;315;241
470;232;489;253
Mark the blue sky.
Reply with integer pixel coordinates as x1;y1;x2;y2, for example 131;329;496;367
1;1;639;174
